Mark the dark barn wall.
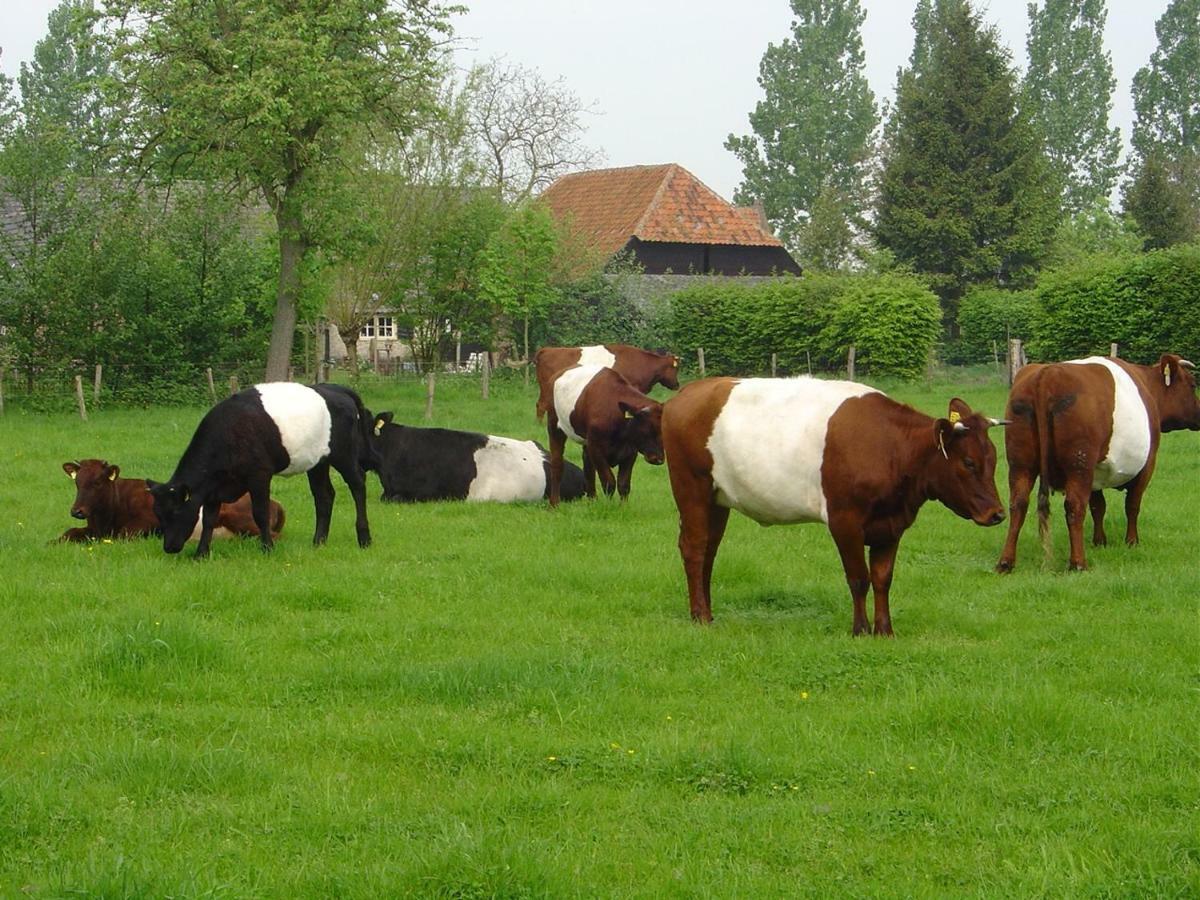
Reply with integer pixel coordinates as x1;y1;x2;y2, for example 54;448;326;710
624;239;801;276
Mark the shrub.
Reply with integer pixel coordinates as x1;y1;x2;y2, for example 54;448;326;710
955;287;1040;364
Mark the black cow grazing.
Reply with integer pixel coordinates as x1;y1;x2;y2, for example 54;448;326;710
369;413;587;503
148;382;378;558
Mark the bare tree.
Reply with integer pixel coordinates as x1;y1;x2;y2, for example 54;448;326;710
466;59;604;203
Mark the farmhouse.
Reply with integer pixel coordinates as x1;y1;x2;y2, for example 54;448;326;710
538;163;801;276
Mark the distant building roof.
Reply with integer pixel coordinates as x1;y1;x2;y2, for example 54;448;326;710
539;163;787;259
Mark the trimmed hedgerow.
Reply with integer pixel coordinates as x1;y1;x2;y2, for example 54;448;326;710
955;287;1040;364
665;272;941;379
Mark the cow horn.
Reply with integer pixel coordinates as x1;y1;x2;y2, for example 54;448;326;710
1181;359;1195;369
952;421;969;433
988;417;1011;427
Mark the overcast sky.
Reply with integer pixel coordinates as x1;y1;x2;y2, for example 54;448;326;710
1;0;1170;200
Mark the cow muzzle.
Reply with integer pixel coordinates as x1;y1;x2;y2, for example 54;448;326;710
976;508;1006;527
71;508;88;520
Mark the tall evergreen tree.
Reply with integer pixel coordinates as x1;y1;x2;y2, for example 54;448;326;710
725;0;877;254
1023;0;1121;214
875;0;1059;318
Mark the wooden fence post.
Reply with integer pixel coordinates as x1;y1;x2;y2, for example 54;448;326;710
1110;342;1119;358
0;367;5;416
1008;338;1024;386
847;345;856;380
229;375;239;396
287;365;294;383
206;368;217;404
697;347;706;378
770;352;777;377
425;371;436;421
806;350;812;375
74;375;88;421
93;364;102;405
481;350;490;400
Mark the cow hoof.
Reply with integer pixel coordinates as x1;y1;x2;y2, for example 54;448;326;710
995;560;1014;574
1067;562;1087;573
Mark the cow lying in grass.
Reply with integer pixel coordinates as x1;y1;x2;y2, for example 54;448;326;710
663;377;1007;635
60;459;284;543
370;413;587;503
148;382;378;558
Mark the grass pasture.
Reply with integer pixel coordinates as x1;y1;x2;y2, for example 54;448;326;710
1;371;1197;897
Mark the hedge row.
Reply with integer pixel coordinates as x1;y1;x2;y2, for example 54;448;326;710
664;273;942;379
954;244;1200;364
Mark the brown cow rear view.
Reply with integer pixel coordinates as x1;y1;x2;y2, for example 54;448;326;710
663;377;1006;635
536;344;679;421
995;354;1199;572
60;459;285;543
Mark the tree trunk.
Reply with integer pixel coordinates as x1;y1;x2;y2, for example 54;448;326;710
341;332;360;376
523;310;530;389
264;201;307;382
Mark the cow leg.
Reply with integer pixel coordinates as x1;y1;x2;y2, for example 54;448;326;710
580;452;597;500
702;504;730;616
829;518;870;636
678;497;723;623
588;445;617;497
307;462;335;546
60;527;91;542
868;541;899;637
249;479;276;552
193;498;221;559
996;466;1036;573
332;461;371;548
1062;476;1091;571
1089;490;1107;546
616;457;635;500
1122;460;1156;547
547;416;567;507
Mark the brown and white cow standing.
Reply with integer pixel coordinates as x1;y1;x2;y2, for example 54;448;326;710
995;354;1199;573
546;364;665;506
535;344;680;422
60;459;285;543
662;377;1006;635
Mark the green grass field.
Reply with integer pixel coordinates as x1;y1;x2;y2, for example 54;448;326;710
1;371;1197;897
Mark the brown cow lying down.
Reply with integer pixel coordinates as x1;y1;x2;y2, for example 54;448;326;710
60;459;285;543
995;354;1199;573
662;377;1007;635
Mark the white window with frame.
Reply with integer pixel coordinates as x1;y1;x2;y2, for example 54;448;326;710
360;315;396;340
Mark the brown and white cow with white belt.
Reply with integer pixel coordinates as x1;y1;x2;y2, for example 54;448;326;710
535;344;679;421
546;364;664;506
662;377;1006;635
995;354;1199;573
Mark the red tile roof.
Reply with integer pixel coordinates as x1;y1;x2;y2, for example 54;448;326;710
539;164;786;258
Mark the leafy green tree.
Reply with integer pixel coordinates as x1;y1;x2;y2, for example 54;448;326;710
1122;151;1199;249
478;203;561;385
104;0;455;380
1045;198;1142;266
1023;0;1121;214
875;0;1060;320
725;0;877;253
1130;0;1200;157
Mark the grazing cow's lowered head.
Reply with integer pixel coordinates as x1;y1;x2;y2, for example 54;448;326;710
63;460;121;521
618;400;666;466
925;398;1007;527
649;350;682;392
1153;354;1200;432
146;480;202;554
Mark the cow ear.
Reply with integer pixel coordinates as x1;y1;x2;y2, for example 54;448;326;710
948;398;972;421
618;400;638;419
63;462;80;479
145;479;161;494
373;411;393;436
933;418;959;458
107;465;120;482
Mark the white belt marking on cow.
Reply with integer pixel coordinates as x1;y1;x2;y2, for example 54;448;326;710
552;364;605;444
255;383;333;475
708;377;879;525
1064;357;1151;489
467;436;547;502
577;345;617;369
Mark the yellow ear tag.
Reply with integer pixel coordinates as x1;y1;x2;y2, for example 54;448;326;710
1164;364;1172;387
948;410;962;425
108;470;118;481
374;419;384;436
69;470;77;481
624;411;634;420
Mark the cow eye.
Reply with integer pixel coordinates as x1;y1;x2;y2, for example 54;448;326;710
963;457;977;472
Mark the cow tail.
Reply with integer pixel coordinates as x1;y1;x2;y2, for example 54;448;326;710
1036;389;1054;565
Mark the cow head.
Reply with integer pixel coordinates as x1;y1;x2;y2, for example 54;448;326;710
657;353;682;391
619;400;665;465
928;398;1006;527
1155;354;1200;432
146;479;202;554
63;459;119;520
